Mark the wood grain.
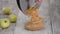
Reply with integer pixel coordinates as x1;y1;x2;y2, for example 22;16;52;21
50;0;60;34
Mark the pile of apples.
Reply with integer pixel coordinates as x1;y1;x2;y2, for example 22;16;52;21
0;7;17;29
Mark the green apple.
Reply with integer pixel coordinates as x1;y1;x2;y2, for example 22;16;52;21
0;19;3;28
9;14;17;23
0;18;10;29
0;19;1;27
3;7;10;15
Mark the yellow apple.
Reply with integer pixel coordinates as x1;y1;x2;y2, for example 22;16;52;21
0;18;10;29
3;7;10;15
9;14;17;23
0;19;1;27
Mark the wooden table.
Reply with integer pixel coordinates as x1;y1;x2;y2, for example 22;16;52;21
0;0;60;34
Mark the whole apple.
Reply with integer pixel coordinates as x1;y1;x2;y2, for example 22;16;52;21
0;18;10;29
9;14;17;23
0;19;1;27
0;19;3;28
3;7;10;15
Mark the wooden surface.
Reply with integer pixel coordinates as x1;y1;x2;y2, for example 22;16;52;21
0;0;60;34
50;0;60;34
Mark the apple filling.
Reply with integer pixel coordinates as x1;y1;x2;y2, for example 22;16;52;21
24;7;44;30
